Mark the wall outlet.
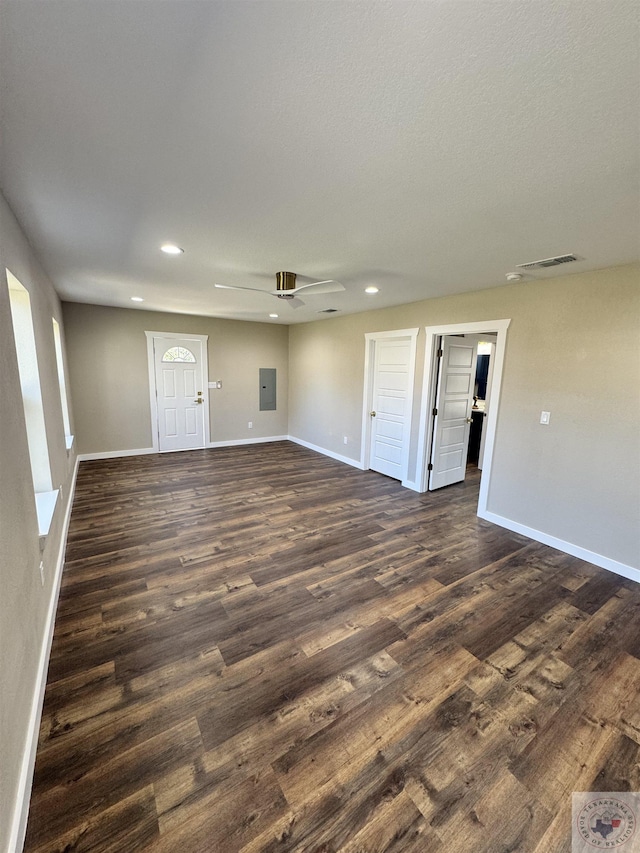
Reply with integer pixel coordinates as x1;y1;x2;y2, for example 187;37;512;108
39;561;44;586
343;436;348;445
248;421;253;429
540;411;551;425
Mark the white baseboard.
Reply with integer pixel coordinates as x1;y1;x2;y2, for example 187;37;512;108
209;435;289;448
288;436;365;470
78;447;156;461
9;455;80;853
479;508;640;584
79;439;292;460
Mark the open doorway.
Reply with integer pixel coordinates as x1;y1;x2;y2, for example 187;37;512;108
467;334;497;471
415;320;510;519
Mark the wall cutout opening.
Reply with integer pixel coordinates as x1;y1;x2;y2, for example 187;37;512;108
7;269;57;535
52;317;73;449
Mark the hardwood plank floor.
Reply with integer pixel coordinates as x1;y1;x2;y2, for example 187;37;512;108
24;441;640;853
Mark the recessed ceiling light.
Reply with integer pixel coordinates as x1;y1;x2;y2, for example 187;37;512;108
160;243;183;255
269;313;279;318
505;272;523;282
365;286;379;294
131;296;144;302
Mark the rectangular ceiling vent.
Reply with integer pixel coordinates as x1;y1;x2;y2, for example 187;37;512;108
517;254;582;271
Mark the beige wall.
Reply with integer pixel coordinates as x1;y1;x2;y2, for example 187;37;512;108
0;193;77;852
289;264;640;569
62;303;289;455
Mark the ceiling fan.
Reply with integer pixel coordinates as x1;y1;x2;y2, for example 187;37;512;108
215;271;345;307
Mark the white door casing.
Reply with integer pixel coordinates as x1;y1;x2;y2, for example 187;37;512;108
428;335;479;490
145;332;210;452
362;329;419;484
478;338;496;470
416;319;511;512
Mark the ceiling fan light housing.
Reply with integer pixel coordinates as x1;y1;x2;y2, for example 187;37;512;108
275;271;297;293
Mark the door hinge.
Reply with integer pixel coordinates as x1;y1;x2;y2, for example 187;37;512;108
437;348;443;358
432;407;438;416
428;463;433;471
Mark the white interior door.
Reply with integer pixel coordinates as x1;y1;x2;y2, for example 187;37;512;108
153;337;206;452
368;337;414;481
428;335;478;489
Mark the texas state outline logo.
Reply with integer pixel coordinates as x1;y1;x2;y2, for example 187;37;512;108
573;793;638;851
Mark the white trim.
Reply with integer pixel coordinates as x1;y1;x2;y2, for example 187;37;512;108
364;328;421;340
144;331;210;453
78;440;295;459
35;489;59;537
144;330;211;340
145;332;159;452
9;455;80;853
480;509;640;585
78;447;156;462
209;435;289;448
402;479;421;492
416;320;511;513
288;435;365;470
360;328;420;481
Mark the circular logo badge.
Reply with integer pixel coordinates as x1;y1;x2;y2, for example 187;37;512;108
576;797;637;848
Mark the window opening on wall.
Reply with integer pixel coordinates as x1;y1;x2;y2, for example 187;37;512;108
6;269;58;536
52;317;73;449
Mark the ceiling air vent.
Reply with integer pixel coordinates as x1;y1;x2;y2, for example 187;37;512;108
318;308;339;313
516;254;582;271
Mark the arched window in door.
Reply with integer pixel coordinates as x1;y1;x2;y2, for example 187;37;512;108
161;346;196;363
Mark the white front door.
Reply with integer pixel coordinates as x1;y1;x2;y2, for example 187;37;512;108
153;337;206;452
368;336;415;481
428;335;478;490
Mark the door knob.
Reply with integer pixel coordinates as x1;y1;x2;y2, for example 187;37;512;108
194;397;203;404
370;411;376;417
466;417;472;423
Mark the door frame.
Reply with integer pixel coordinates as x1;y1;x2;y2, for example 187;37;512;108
428;333;481;491
145;331;210;453
415;319;510;515
361;327;419;486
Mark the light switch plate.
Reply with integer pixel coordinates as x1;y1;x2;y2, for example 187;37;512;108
540;411;551;425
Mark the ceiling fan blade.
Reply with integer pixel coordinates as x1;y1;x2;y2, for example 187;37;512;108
217;275;342;305
290;280;345;295
214;283;271;295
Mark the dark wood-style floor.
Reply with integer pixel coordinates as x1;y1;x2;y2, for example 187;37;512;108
24;441;640;853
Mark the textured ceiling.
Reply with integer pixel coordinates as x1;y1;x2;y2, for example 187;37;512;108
0;1;638;324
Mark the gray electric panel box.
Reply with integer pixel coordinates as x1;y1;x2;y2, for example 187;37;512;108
259;368;276;411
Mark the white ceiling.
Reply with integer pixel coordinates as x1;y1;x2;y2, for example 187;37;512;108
0;1;638;324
